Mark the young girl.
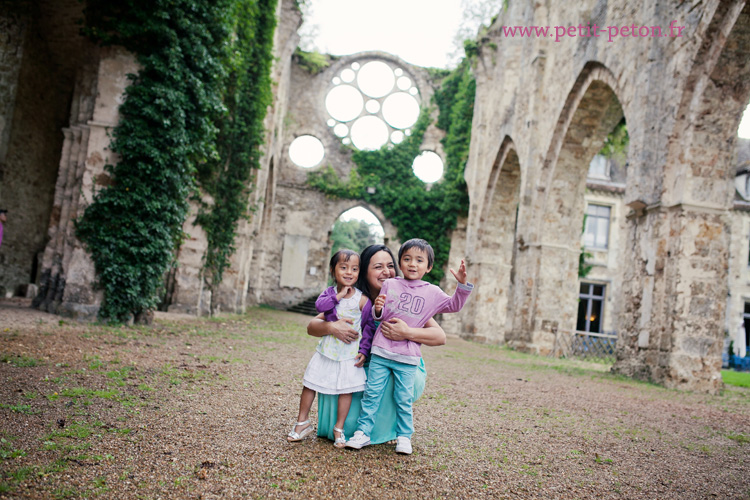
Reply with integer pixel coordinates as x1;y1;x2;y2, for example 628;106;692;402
287;249;375;447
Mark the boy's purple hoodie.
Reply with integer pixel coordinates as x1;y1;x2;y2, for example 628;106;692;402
315;286;376;357
371;277;473;365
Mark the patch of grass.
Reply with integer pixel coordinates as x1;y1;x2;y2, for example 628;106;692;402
23;391;37;399
106;367;134;386
61;442;92;453
53;487;79;499
0;354;40;367
44;458;69;475
0;438;26;460
8;466;34;482
88;358;105;371
727;432;749;444
60;387;121;400
722;370;750;388
0;403;38;415
47;422;95;440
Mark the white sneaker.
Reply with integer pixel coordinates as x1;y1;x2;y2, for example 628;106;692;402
345;430;370;449
395;436;412;455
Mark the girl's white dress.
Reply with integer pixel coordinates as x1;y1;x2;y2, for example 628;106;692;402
303;288;367;395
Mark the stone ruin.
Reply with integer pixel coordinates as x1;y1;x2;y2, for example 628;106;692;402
1;0;748;393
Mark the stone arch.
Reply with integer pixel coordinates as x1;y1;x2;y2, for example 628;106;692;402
613;1;750;392
662;1;750;207
326;202;391;249
462;136;521;343
521;62;626;353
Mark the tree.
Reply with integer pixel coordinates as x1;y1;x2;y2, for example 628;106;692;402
330;218;380;256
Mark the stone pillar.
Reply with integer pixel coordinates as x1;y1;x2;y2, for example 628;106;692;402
612;205;727;393
167;200;211;316
34;47;137;320
611;1;749;393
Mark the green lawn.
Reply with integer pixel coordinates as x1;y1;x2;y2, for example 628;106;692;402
722;369;750;388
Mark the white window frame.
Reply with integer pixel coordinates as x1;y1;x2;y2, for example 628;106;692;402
577;282;606;334
587;154;611;180
583;203;611;250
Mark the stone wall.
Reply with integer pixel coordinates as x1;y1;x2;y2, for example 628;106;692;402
0;0;98;298
247;51;436;309
34;47;137;320
453;0;749;392
166;0;304;315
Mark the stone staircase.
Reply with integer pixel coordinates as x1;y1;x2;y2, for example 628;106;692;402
287;296;319;316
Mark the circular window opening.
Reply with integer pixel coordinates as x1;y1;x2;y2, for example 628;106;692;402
289;135;325;169
350;116;389;151
325;85;364;122
382;92;420;130
412;151;444;183
357;61;396;98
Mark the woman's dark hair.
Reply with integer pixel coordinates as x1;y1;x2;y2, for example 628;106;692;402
329;249;358;280
356;244;397;300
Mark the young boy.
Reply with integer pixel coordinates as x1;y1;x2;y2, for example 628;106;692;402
345;238;472;454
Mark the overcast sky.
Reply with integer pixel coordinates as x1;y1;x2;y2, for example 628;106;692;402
298;0;489;68
299;0;750;138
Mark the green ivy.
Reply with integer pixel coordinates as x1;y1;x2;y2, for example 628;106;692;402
599;118;629;159
307;60;475;284
195;0;278;305
293;47;332;74
77;0;276;322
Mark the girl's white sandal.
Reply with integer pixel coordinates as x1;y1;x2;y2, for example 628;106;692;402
333;427;347;448
287;420;314;442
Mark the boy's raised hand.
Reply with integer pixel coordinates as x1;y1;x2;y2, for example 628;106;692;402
374;294;386;315
450;259;468;285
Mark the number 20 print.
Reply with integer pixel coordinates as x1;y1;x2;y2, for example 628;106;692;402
397;293;425;315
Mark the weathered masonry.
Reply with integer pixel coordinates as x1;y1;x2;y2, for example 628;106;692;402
1;0;748;393
441;0;750;393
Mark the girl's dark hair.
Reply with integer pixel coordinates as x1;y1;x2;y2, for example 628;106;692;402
329;249;358;280
356;244;397;300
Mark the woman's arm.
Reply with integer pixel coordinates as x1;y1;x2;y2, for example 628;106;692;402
380;317;446;346
307;314;359;344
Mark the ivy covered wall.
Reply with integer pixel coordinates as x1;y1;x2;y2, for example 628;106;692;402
76;0;278;322
307;59;475;284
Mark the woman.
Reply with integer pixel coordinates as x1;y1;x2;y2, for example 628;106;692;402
307;244;446;444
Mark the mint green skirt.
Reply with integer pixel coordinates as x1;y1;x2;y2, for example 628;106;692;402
316;357;427;444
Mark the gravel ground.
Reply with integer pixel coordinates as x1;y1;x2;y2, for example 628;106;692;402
0;298;748;499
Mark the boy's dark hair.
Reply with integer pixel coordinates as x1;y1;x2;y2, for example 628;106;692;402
329;249;358;279
398;238;434;268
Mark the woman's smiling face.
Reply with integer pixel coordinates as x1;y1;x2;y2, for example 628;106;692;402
366;250;396;294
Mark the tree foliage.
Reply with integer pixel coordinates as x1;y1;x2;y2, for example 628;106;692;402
330;219;380;255
599;118;629;160
195;0;278;306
